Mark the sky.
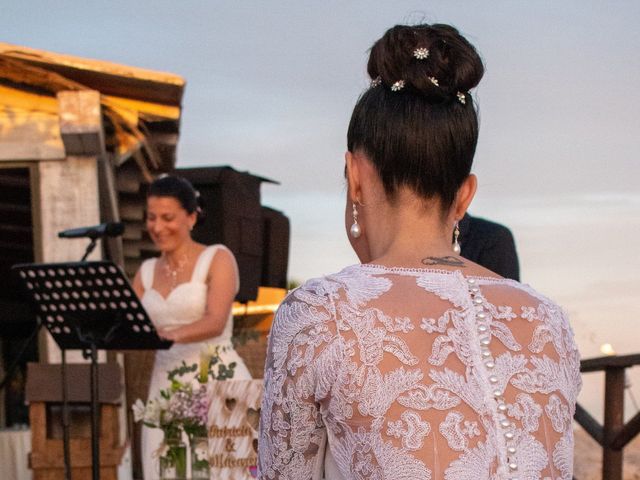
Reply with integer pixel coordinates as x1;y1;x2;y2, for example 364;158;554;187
2;0;640;419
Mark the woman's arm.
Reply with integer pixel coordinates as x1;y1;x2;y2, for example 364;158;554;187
258;290;332;479
132;268;144;299
158;247;238;343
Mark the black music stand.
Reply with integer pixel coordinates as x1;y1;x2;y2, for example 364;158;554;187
12;260;171;480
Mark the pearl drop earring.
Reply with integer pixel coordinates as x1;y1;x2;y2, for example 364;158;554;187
452;221;461;254
350;203;361;238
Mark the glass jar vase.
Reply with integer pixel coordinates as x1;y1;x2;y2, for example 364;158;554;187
190;436;210;479
159;435;187;479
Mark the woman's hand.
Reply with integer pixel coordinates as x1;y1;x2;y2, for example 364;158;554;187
157;327;180;342
160;246;238;344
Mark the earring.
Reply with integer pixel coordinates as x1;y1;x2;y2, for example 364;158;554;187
350;203;361;238
452;221;461;254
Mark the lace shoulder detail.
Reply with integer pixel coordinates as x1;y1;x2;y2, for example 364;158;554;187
259;276;342;479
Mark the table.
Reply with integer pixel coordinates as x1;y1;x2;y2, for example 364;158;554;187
0;428;32;480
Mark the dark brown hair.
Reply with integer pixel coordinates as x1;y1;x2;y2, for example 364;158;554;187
347;24;484;211
147;175;200;215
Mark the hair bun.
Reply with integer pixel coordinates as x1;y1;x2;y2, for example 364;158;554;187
367;24;484;103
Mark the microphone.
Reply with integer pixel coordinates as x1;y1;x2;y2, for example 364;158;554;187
58;222;125;239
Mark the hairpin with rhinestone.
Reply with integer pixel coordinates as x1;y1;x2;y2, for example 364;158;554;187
413;47;429;60
391;80;405;92
457;92;467;104
428;76;439;87
370;76;382;88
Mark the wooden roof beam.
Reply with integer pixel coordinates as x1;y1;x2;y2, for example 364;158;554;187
57;90;105;156
0;42;185;106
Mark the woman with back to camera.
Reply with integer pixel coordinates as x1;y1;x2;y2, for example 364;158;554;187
132;175;251;479
259;24;581;479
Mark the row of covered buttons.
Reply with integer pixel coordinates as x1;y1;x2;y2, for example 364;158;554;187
467;277;519;478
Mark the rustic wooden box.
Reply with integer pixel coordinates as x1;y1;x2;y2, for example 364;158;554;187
25;362;125;480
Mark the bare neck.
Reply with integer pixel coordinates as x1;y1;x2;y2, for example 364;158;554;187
162;238;199;266
364;193;455;268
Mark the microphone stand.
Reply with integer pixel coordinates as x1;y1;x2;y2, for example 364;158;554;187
0;237;100;480
60;236;100;480
81;237;99;262
1;233;96;478
13;256;169;480
61;349;71;480
0;236;100;480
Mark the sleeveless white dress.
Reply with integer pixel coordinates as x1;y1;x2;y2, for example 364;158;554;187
140;244;251;479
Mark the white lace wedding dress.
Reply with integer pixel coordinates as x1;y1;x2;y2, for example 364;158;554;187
140;245;251;479
259;264;581;479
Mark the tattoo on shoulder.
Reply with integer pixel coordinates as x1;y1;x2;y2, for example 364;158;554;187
421;256;466;267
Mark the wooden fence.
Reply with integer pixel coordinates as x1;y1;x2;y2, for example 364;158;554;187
574;353;640;479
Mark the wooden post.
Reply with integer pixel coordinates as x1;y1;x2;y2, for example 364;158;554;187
602;367;625;480
33;90;105;364
57;90;104;157
36;155;102;364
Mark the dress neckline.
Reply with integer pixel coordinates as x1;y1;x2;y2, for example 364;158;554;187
146;246;212;301
356;263;510;282
144;281;206;303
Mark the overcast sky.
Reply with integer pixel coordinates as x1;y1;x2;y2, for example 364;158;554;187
3;0;639;418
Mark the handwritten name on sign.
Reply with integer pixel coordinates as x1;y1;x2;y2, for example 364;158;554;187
207;379;263;480
209;426;253;438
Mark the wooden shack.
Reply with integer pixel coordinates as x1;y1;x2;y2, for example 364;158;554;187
0;41;186;478
0;43;288;478
0;40;185;349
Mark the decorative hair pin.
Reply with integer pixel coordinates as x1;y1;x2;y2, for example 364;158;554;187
370;76;382;88
457;92;467;105
413;48;430;60
391;80;405;92
428;76;439;87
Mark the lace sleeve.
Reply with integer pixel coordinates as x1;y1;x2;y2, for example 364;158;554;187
258;288;338;479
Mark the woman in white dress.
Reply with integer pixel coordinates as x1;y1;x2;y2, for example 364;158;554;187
259;23;581;479
133;175;251;479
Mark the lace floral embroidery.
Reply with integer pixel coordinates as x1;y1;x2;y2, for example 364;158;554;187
507;393;543;433
259;264;581;479
545;394;571;433
439;411;480;451
387;411;431;450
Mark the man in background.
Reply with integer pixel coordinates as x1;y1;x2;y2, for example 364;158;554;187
458;213;520;281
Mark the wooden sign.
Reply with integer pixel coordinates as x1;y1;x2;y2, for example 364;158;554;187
207;379;263;479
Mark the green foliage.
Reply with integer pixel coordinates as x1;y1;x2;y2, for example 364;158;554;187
167;361;198;383
165;349;236;383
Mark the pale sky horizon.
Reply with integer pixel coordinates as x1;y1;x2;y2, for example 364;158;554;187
3;0;639;421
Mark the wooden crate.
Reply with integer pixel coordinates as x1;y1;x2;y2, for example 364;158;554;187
29;402;124;480
26;363;125;480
